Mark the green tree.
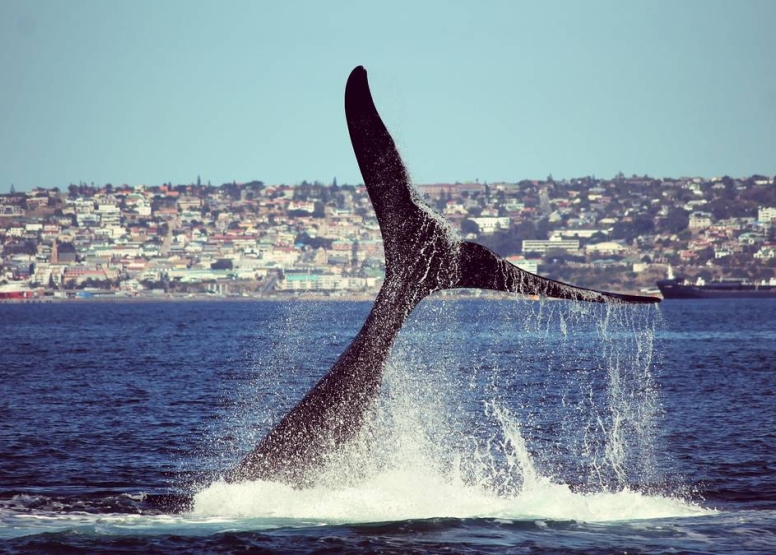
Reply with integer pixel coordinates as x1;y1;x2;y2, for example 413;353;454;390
536;218;553;239
663;208;689;234
460;219;480;236
512;220;537;240
611;215;655;242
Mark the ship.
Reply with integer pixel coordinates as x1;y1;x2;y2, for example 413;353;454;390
0;282;37;300
657;267;776;299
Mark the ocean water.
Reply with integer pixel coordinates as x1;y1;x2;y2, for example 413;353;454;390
1;297;774;553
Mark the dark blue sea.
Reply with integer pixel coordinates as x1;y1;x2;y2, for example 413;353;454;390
1;297;774;553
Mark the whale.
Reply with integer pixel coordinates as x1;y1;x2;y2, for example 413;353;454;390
226;66;660;486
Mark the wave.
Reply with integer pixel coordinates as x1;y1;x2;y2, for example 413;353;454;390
1;484;710;542
193;472;709;524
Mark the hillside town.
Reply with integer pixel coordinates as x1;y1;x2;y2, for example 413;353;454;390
1;174;775;300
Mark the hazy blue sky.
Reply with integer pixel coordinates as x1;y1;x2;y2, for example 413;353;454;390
2;0;775;192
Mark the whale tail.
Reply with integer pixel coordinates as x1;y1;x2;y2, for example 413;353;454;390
345;66;659;305
226;67;657;487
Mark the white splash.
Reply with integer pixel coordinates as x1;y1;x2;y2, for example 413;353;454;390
196;298;708;525
193;474;708;524
193;398;708;523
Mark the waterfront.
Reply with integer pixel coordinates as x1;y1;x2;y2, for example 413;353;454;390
1;298;774;553
3;176;776;302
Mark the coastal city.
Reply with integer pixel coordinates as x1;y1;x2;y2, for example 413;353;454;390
1;174;775;300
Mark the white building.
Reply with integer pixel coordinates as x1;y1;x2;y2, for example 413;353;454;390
279;272;377;292
471;216;511;234
506;256;538;274
758;206;776;224
522;238;580;255
689;211;713;230
550;229;607;240
585;241;627;255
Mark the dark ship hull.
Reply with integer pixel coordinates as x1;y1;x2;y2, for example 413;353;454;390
657;278;776;299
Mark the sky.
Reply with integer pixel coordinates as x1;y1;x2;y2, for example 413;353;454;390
2;0;775;192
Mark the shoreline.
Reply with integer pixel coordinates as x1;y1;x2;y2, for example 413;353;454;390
0;288;658;304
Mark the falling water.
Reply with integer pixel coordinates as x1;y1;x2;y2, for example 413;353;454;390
194;296;706;522
377;297;666;494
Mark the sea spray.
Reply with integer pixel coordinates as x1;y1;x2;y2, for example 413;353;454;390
197;297;701;521
201;300;351;480
194;392;705;523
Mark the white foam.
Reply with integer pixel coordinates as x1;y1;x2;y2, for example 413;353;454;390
192;471;710;524
0;510;237;539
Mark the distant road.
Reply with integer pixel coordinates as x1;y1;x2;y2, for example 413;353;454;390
260;274;279;295
160;217;178;256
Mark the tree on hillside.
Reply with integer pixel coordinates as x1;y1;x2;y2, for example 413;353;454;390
460;219;480;236
295;232;333;250
512;220;538;241
478;231;521;257
662;208;689;234
611;215;655;242
312;201;326;218
536;218;553;239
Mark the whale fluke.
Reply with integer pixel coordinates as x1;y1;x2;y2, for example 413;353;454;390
227;66;659;486
344;66;657;305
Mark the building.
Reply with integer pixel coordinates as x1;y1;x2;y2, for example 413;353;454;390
470;216;510;234
506;256;538;274
278;271;377;292
688;211;713;230
758;206;776;224
522;238;580;255
585;241;627;255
